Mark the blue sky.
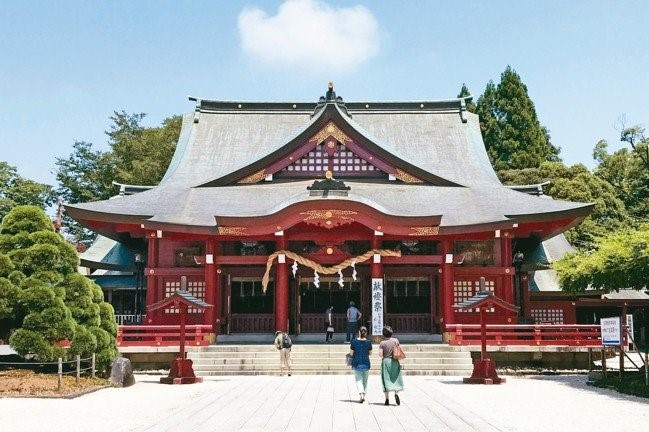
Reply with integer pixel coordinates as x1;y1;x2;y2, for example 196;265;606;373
2;1;648;186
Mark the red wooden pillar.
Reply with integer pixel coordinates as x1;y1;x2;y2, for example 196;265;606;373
441;239;455;328
204;238;217;332
145;233;159;323
275;236;289;332
501;232;514;314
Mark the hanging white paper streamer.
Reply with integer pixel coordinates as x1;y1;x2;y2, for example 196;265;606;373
313;269;320;288
351;261;357;281
338;269;344;287
292;260;298;277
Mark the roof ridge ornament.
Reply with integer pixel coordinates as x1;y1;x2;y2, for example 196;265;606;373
312;82;351;118
307;170;351;196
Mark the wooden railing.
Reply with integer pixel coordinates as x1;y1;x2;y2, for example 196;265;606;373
117;325;213;347
229;314;274;333
445;324;603;346
385;314;431;333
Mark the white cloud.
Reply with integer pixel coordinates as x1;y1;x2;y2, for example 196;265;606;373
238;0;379;73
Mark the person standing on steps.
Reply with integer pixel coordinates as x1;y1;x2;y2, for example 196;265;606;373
324;305;334;343
350;326;372;403
378;325;403;406
346;301;361;343
274;330;292;376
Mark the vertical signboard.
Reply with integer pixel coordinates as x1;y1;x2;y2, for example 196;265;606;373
371;278;384;336
600;317;621;346
626;314;634;351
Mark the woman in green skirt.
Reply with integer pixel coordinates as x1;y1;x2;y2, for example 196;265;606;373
378;325;403;405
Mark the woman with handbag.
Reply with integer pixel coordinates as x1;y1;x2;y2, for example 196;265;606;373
378;325;404;406
324;306;334;343
349;326;372;403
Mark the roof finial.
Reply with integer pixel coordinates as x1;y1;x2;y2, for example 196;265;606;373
326;82;336;101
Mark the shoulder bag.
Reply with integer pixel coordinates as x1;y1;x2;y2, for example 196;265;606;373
392;343;406;361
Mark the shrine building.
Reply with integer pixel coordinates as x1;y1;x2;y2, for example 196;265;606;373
65;85;593;338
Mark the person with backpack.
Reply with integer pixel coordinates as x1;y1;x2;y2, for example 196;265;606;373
274;330;292;376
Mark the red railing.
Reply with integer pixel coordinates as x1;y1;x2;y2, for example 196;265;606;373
117;325;213;347
445;324;603;346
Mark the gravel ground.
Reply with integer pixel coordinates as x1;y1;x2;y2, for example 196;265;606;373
1;373;648;431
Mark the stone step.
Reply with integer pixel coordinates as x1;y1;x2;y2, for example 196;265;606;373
187;343;475;377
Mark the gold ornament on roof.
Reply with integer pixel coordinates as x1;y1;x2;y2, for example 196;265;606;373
301;209;357;222
409;226;439;236
395;169;423;183
218;226;248;236
238;169;267;184
310;121;350;144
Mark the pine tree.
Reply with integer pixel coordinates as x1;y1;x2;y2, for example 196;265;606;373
476;66;561;171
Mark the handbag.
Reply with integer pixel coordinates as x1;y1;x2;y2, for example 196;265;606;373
327;326;334;332
345;353;353;367
392;343;406;361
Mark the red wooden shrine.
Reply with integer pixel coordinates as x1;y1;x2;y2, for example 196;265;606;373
66;85;593;339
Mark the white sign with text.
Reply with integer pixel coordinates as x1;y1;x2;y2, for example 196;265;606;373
371;278;384;336
601;317;621;346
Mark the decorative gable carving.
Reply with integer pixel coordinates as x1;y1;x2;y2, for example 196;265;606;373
310;121;350;145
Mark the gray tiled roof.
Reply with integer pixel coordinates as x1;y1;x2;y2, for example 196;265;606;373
66;97;592;236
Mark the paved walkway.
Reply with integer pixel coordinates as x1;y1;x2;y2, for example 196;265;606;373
2;374;648;431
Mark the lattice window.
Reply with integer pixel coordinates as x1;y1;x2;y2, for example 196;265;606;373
279;142;384;178
164;280;205;314
530;308;564;324
453;279;495;313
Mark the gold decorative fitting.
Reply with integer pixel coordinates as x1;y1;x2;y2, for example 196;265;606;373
326;247;333;255
376;225;381;230
292;104;297;109
276;226;282;230
301;209;357;222
237;104;242;108
325;170;333;179
217;226;248;236
327;140;335;148
365;104;370;108
420;104;424;108
310;121;350;144
395;169;423;183
326;220;332;225
409;226;440;236
238;169;266;184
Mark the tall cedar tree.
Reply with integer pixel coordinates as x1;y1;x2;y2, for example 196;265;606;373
476;67;561;171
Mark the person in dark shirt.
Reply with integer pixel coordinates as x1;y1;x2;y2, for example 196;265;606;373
349;326;372;403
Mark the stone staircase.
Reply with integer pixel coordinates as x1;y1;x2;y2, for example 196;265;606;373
187;344;474;376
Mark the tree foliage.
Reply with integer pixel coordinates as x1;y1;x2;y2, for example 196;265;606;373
498;162;629;250
0;162;56;224
0;206;117;369
593;126;649;223
55;112;181;246
555;224;649;292
475;66;561;171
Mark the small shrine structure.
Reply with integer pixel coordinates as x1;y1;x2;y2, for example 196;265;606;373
148;280;212;384
454;280;520;384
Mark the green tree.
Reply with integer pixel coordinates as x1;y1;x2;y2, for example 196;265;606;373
108;111;181;185
555;224;649;292
457;83;476;113
476;66;561;171
0;162;56;223
498;162;629;250
593;127;649;223
1;206;117;369
55;113;181;245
